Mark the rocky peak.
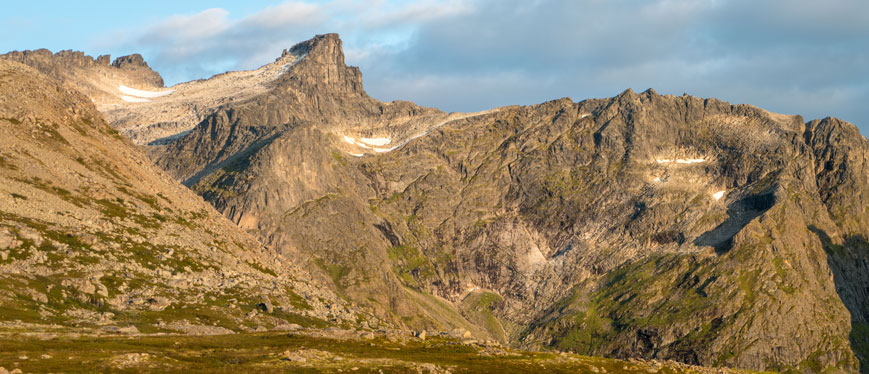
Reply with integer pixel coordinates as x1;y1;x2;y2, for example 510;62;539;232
616;87;638;100
96;54;111;65
289;33;345;65
111;54;164;87
805;116;869;235
0;49;165;88
276;33;365;96
111;53;147;69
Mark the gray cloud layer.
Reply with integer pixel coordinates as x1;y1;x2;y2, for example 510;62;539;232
105;0;869;133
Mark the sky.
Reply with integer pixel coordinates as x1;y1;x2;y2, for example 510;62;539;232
2;0;868;134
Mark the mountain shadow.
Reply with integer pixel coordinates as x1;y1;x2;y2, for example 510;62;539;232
812;226;869;373
694;191;777;254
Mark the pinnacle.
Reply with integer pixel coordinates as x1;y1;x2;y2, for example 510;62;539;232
617;87;637;98
276;33;364;96
288;33;346;65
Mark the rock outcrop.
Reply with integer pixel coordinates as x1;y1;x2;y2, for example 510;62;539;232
110;53;164;87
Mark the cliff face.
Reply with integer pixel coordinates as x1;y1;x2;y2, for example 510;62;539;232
20;33;868;372
805;117;869;371
0;59;363;334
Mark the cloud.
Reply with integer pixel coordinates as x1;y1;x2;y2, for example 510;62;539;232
357;0;473;28
141;8;231;44
105;0;470;83
107;2;330;82
102;0;869;132
239;2;322;30
358;0;869;130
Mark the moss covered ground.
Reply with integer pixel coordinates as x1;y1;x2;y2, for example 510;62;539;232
0;330;767;373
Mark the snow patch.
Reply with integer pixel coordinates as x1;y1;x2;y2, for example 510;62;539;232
382;110;500;153
344;135;393;151
348;153;364;157
119;85;175;98
580;113;591;119
120;95;151;103
373;147;397;153
656;158;706;164
338;110;498;155
278;53;305;73
358;137;391;146
712;190;726;200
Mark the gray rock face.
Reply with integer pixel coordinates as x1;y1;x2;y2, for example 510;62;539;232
805;117;869;373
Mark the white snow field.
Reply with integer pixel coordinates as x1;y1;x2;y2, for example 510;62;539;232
358;137;391;146
120;95;151;103
340;109;501;156
118;84;175;98
656;158;707;164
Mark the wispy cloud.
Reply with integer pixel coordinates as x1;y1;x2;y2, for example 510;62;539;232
102;0;869;132
103;1;471;82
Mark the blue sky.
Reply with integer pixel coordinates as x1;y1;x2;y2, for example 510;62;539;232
2;0;868;134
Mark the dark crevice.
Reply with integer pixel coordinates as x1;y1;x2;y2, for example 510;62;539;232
374;220;401;247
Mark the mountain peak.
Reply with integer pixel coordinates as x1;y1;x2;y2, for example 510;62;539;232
111;53;164;87
616;87;637;99
277;33;365;96
111;53;149;69
288;33;344;64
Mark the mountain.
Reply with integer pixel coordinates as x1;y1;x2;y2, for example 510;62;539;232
0;58;761;374
151;34;500;337
0;48;165;106
5;34;869;373
0;58;363;335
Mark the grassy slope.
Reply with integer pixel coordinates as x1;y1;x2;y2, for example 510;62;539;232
0;330;768;374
